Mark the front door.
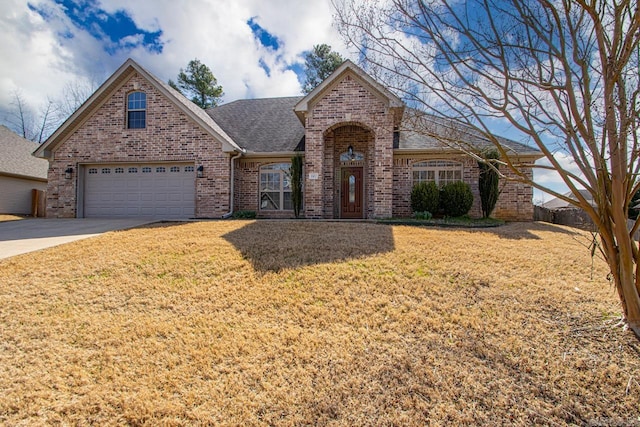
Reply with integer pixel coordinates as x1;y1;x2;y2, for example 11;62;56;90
341;167;363;219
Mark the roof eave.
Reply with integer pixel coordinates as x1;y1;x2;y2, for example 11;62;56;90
0;171;48;182
241;151;302;158
394;147;543;159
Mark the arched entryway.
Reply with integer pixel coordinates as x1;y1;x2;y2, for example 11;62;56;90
323;124;374;219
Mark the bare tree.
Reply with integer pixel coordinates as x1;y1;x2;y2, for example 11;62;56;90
335;0;640;338
5;90;55;143
54;78;99;124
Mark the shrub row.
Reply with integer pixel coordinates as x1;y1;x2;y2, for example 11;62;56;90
411;181;473;217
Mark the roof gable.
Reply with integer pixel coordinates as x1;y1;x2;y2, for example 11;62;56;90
34;58;242;159
294;60;404;122
0;125;48;180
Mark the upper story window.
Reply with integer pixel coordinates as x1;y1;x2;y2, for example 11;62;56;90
127;91;146;129
260;163;293;211
412;160;463;186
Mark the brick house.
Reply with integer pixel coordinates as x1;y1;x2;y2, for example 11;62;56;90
34;58;541;220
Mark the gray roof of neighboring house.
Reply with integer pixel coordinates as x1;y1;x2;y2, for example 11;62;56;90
540;189;595;209
207;98;540;157
207;96;305;153
0;125;48;180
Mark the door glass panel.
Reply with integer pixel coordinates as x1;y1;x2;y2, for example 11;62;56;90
349;174;356;203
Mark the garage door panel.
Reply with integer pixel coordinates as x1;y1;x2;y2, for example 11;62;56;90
84;163;195;219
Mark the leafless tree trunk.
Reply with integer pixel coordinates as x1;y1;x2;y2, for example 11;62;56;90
8;90;35;140
335;0;640;338
54;78;99;124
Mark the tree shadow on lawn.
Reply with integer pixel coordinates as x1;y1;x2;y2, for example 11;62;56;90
483;220;587;240
222;221;395;272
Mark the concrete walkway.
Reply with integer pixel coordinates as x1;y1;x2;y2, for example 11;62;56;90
0;218;156;260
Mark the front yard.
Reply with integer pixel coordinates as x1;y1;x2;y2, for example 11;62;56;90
0;221;638;425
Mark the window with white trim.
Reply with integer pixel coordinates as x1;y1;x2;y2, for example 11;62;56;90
412;160;463;186
127;92;146;129
260;163;293;210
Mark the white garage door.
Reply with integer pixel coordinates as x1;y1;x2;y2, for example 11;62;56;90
83;163;195;219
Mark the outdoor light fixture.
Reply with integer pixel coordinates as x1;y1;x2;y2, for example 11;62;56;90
64;167;73;180
347;145;355;161
197;165;204;178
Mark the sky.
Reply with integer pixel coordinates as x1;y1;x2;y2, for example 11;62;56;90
0;0;569;202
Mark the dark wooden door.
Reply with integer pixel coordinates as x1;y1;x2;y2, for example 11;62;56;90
341;167;363;218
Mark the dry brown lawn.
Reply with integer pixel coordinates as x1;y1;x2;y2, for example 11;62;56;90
0;221;638;426
0;214;25;222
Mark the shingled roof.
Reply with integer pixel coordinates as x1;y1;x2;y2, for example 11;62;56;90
207;97;305;153
207;97;540;157
0;125;48;181
397;110;540;156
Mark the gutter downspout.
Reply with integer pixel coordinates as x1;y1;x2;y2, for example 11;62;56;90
222;150;244;218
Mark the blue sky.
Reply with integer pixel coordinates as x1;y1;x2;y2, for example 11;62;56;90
0;0;568;201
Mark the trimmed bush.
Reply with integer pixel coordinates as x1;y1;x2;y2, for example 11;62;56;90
478;149;500;218
411;181;439;214
413;211;433;220
232;210;257;219
440;181;473;217
290;154;303;218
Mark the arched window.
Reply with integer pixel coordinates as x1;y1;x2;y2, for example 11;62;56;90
127;92;146;129
412;160;463;186
260;163;293;210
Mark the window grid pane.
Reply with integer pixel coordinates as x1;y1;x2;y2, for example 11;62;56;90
412;161;463;186
259;163;299;211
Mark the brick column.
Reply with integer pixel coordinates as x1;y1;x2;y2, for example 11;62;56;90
304;121;325;219
373;122;394;219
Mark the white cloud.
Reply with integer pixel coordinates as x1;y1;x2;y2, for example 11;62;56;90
0;0;348;116
532;151;587;204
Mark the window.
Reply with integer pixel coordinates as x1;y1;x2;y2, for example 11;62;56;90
115;167;124;174
339;151;364;162
185;166;194;173
156;166;166;173
260;163;293;210
412;160;463;186
101;168;111;174
88;168;98;174
128;167;138;173
127;92;146;129
170;166;180;173
142;167;152;173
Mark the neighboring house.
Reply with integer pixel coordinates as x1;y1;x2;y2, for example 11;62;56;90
540;189;595;210
0;125;48;215
535;190;596;230
34;58;542;220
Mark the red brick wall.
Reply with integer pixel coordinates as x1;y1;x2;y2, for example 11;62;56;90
304;73;395;219
46;72;231;218
492;162;535;220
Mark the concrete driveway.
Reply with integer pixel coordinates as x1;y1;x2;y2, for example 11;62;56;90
0;218;156;260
